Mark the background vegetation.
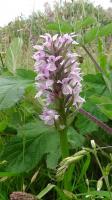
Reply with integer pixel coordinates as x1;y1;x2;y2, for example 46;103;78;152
0;0;112;199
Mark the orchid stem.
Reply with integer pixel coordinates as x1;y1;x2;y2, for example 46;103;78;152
59;128;69;159
59;128;71;192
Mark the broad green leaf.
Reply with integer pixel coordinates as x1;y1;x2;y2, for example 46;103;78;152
89;95;112;105
17;121;50;138
99;22;112;37
47;22;72;33
84;73;105;85
0;76;34;110
74;17;96;31
98;104;112;120
84;73;106;95
0;122;60;173
75;113;98;135
76;101;108;135
83;27;99;44
5;38;23;74
18;120;61;168
83;23;112;44
16;69;36;80
83;102;108;123
68;127;85;148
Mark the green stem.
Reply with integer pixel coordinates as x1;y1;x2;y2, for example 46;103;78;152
59;128;73;193
93;150;112;199
59;128;69;159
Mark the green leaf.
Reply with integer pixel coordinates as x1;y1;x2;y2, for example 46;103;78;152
84;73;105;85
5;38;23;74
75;113;98;135
97;38;107;72
0;76;34;110
83;23;112;44
0;121;7;132
18;120;61;169
99;22;112;37
83;27;99;44
17;121;50;138
16;69;36;80
68;127;85;148
76;100;108;135
98;104;112;120
89;95;112;105
103;74;112;93
0;122;60;173
47;22;72;33
74;17;96;31
0;172;19;177
84;73;106;95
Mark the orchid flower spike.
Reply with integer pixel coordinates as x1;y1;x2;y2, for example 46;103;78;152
33;33;85;126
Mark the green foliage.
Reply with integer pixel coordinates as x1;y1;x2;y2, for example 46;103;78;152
47;22;72;33
0;0;112;199
5;38;23;74
37;183;55;199
83;22;112;44
0;122;60;172
0;75;34;110
74;16;97;31
68;127;85;148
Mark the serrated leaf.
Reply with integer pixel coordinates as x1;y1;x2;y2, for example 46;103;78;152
17;121;50;138
75;113;98;135
68;127;85;148
0;122;60;173
84;73;106;94
0;76;34;110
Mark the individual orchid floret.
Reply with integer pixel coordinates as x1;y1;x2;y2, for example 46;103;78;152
33;33;84;126
39;108;59;125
